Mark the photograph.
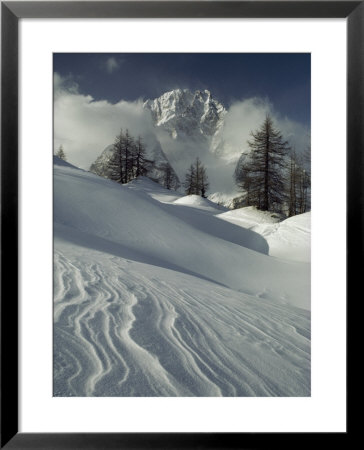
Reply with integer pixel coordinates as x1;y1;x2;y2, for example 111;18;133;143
53;52;311;397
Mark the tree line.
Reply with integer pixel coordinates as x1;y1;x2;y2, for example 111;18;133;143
107;129;153;184
184;157;209;198
105;128;180;190
234;114;310;217
181;114;310;217
108;133;211;198
55;116;310;217
106;128;211;197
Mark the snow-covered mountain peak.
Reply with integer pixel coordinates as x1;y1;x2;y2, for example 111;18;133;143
144;89;194;126
144;88;226;141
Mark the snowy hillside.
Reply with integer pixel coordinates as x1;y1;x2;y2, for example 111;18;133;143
218;207;310;263
208;191;240;209
54;158;310;397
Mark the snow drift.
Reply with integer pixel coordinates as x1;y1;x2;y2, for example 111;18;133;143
53;157;310;397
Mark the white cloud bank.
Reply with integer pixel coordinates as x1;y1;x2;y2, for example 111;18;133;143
222;97;309;161
54;73;156;169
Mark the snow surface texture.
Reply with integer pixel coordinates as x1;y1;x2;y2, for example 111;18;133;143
54;158;311;397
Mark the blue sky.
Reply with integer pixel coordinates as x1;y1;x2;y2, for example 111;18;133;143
54;53;310;127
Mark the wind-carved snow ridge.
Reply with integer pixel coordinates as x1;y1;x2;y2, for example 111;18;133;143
54;250;310;397
54;159;311;397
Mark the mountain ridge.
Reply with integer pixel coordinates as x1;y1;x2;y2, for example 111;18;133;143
143;88;226;148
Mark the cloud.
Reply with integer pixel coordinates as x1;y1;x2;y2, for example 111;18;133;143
221;97;310;161
104;57;121;74
54;73;156;170
54;72;79;96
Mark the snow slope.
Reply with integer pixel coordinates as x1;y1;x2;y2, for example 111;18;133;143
218;207;311;263
54;159;310;397
173;194;227;212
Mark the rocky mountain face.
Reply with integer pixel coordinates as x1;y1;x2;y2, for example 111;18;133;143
143;89;226;153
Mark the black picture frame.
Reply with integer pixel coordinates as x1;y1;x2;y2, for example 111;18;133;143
1;1;357;448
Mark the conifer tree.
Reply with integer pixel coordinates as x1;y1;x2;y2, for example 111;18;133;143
184;157;209;197
108;129;125;183
287;149;311;216
184;164;196;195
134;136;148;177
199;164;209;198
106;130;155;184
55;145;67;161
163;165;173;190
123;129;134;183
288;150;298;217
234;156;257;207
235;115;290;212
